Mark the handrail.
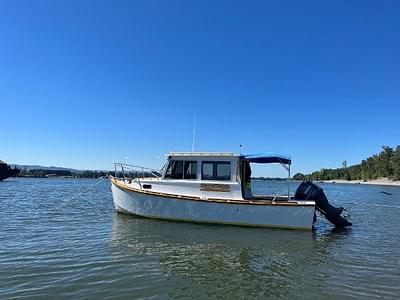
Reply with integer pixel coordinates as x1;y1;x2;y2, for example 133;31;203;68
114;162;161;178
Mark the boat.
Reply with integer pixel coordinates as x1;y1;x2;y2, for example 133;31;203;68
111;152;352;230
0;160;20;181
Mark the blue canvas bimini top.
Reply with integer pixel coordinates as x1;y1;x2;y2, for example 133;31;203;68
244;153;291;164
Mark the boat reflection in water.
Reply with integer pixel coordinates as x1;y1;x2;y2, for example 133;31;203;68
110;214;350;299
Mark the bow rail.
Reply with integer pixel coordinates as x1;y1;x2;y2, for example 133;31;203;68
114;162;162;180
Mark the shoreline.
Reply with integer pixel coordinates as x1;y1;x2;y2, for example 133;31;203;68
320;179;400;187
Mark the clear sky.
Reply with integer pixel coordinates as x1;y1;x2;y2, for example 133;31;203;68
1;0;399;176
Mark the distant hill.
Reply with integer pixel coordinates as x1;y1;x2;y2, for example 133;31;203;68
14;164;111;173
11;164;114;178
252;177;287;181
12;164;157;179
15;164;81;172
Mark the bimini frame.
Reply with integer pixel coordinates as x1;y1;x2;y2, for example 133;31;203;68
242;153;292;200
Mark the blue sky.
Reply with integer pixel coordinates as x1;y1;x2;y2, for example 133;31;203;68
1;0;399;176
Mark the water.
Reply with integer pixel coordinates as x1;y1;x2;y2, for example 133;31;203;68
1;178;399;299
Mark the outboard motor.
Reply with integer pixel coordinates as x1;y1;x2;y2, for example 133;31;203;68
295;181;352;227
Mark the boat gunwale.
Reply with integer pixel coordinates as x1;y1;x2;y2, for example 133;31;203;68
111;177;315;207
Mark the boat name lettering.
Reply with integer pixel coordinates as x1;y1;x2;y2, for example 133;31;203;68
200;183;230;192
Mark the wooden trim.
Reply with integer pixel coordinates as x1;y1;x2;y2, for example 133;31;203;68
111;178;315;207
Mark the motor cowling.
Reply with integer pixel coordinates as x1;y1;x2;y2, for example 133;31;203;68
295;181;352;227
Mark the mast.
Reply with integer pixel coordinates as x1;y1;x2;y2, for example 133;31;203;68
191;115;196;152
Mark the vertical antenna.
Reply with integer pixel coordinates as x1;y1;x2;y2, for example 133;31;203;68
191;115;196;152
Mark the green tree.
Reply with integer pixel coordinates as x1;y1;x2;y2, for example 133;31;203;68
379;146;394;177
293;173;306;181
393;146;400;180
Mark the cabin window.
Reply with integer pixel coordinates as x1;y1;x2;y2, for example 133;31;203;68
165;160;183;179
165;160;197;179
202;162;214;180
184;161;197;179
217;163;231;180
201;161;231;181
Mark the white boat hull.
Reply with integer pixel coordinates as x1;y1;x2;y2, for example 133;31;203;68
111;180;315;230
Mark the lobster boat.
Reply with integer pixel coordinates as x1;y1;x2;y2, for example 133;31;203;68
111;152;351;230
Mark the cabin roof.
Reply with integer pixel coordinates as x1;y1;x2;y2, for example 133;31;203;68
169;152;237;157
167;152;291;164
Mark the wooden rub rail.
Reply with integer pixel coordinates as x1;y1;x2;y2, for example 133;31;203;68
111;178;315;207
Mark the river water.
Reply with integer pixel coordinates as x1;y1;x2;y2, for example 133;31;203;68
0;178;399;299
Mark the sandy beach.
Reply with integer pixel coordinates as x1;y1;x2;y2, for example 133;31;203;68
321;178;400;187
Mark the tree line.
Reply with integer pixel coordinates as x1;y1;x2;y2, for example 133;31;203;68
293;145;400;181
18;169;112;178
18;169;158;178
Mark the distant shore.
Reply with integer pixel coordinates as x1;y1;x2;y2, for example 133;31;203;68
320;178;400;187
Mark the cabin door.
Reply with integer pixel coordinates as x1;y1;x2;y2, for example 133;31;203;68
239;159;252;199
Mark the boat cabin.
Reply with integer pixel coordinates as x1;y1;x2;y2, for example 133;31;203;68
163;152;236;182
162;152;292;201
